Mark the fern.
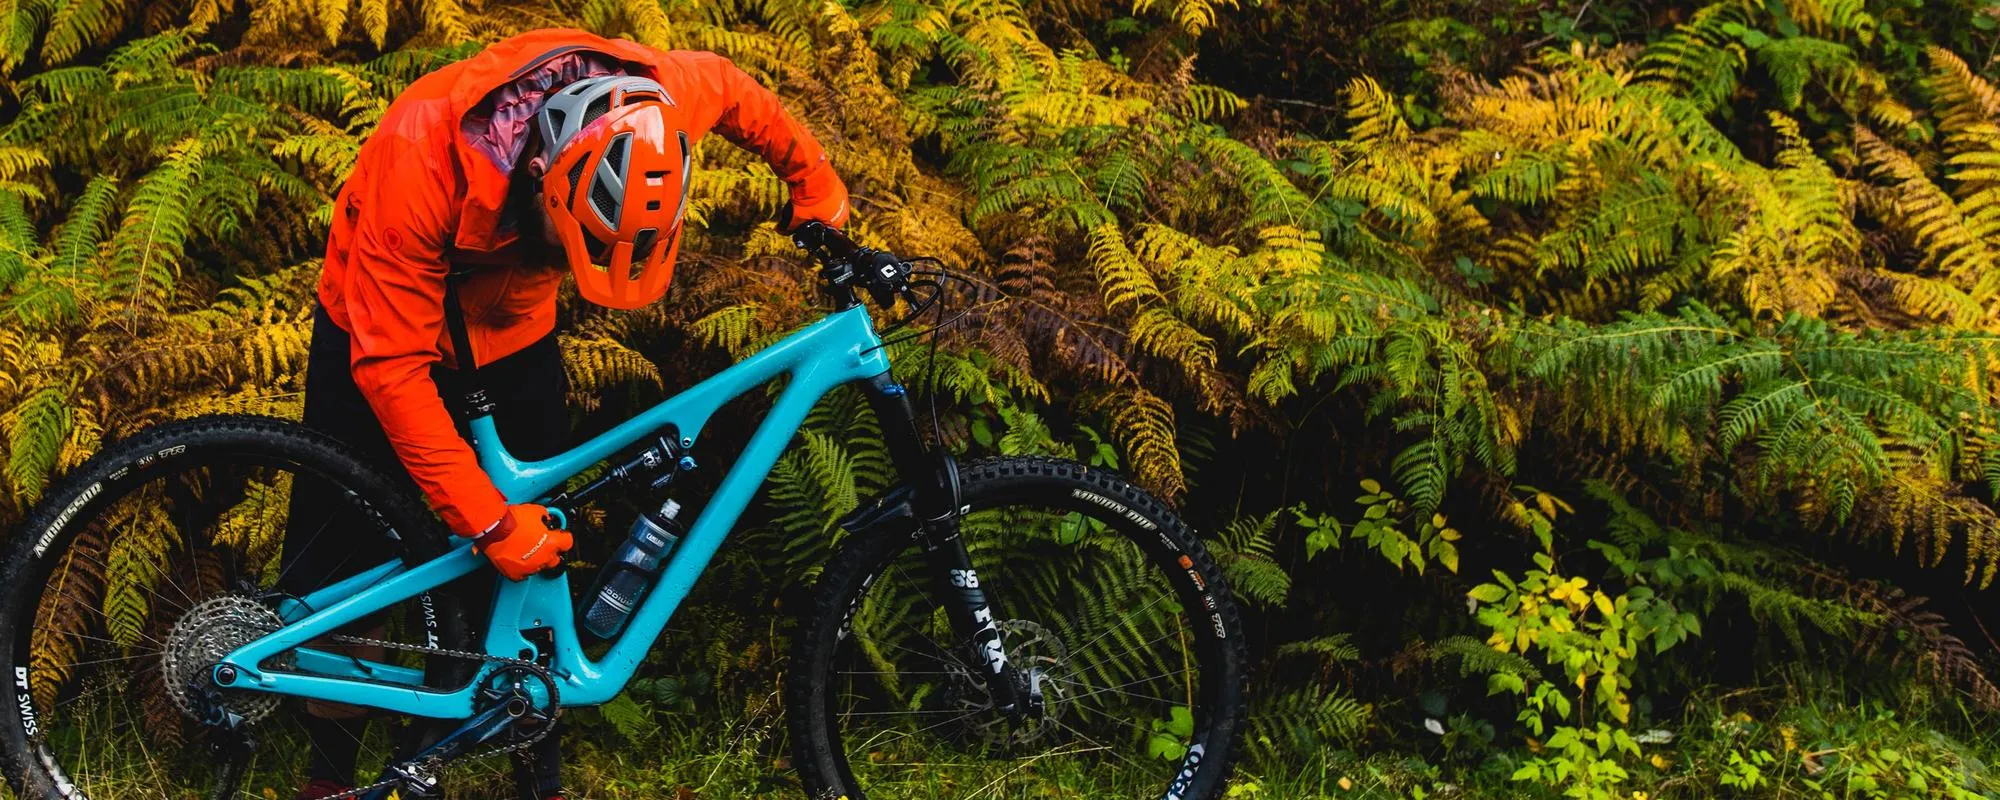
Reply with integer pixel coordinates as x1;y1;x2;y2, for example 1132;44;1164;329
1208;511;1290;609
101;498;175;648
1100;387;1184;498
561;334;663;414
106;137;204;324
3;384;71;502
0;190;39;294
38;0;123;65
1425;634;1540;681
1246;683;1369;763
1274;633;1360;664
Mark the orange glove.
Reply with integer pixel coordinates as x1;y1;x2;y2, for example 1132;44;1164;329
472;504;572;581
778;195;849;233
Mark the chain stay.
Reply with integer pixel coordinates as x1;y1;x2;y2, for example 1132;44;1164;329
297;633;563;800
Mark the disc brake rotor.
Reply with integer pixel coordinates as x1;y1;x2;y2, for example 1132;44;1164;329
161;595;285;724
948;619;1073;747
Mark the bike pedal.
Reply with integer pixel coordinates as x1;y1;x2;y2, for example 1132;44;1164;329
390;762;442;799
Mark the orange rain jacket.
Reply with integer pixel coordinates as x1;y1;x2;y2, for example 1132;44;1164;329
318;29;850;536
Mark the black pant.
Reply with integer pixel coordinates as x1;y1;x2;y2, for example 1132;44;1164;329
280;304;571;593
280;304;570;796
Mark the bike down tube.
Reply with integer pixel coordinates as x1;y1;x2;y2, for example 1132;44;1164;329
215;305;890;717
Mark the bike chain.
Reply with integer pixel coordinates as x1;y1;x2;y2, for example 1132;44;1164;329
299;633;563;800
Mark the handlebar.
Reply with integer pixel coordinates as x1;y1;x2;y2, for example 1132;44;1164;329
790;221;914;309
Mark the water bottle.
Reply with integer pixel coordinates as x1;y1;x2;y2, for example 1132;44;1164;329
582;499;682;640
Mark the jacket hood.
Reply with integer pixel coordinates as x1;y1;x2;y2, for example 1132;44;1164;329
424;29;672;253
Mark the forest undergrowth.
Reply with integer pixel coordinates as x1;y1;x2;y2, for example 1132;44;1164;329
6;0;2000;796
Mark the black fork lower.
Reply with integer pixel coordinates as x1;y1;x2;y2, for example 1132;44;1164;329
858;373;1030;719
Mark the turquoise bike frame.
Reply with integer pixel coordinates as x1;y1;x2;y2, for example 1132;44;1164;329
217;304;893;718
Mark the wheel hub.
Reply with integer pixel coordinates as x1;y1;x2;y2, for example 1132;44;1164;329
949;619;1073;747
161;596;284;724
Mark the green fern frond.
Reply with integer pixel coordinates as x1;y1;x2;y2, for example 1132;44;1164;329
2;384;72;502
1275;633;1360;663
38;0;124;66
105;136;204;321
0;190;39;293
1209;511;1289;609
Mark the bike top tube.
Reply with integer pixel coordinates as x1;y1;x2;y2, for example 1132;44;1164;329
469;302;893;501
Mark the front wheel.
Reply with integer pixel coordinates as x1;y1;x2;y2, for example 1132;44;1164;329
788;456;1248;800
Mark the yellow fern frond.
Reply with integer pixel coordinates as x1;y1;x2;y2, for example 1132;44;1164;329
1103;387;1184;499
357;0;388;47
315;0;349;44
692;303;769;359
1344;76;1410;144
422;0;472;43
1088;223;1163;310
1856;125;1998;290
561;334;664;412
623;0;672;48
1130;306;1217;375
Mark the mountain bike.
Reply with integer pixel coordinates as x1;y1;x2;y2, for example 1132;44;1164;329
0;223;1247;800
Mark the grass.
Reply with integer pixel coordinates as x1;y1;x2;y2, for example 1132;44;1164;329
14;671;2000;799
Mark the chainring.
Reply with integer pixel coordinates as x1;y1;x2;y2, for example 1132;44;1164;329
161;595;285;724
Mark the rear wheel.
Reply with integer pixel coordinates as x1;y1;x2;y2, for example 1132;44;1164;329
788;456;1248;799
0;415;478;799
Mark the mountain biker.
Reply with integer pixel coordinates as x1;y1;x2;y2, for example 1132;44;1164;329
280;28;848;800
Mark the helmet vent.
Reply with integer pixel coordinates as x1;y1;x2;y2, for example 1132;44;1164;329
605;133;629;175
581;95;612;128
590;181;620;226
566;156;589;193
632;227;658;261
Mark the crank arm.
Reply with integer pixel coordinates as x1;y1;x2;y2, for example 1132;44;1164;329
359;699;522;800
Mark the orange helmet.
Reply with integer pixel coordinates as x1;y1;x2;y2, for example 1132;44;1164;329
537;76;692;309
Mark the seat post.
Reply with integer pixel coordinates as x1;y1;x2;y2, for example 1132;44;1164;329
442;276;497;420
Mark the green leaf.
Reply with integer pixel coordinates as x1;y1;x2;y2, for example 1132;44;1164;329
1056;512;1089;545
1468;584;1507;603
1147;732;1188;760
1305;523;1341;559
1436;542;1460;573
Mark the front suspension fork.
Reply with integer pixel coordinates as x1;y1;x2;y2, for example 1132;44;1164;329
921;514;1029;716
860;373;1029;717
